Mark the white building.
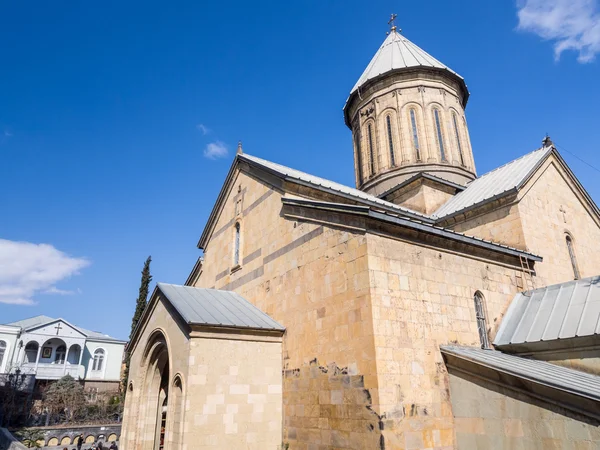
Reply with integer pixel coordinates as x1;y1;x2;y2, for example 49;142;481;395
0;315;126;392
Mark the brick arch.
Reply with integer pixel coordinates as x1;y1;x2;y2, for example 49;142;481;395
60;436;72;445
85;435;96;444
108;433;118;442
47;437;59;446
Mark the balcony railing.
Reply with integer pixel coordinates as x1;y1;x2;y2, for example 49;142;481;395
20;363;85;380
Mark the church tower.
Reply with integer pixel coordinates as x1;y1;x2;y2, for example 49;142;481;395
344;18;476;200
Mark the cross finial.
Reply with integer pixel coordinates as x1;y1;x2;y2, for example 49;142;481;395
387;14;399;33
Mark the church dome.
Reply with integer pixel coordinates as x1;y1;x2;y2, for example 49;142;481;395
344;26;476;197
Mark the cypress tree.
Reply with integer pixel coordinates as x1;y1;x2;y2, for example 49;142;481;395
129;256;152;339
123;256;152;396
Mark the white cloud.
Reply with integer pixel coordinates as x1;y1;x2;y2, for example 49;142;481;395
0;239;90;305
517;0;600;63
204;141;228;159
196;123;211;135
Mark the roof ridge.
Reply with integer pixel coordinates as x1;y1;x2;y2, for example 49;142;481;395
468;147;547;183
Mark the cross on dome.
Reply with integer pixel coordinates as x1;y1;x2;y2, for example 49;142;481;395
387;13;400;33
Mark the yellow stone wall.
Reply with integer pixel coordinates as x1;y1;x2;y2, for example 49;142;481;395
447;202;527;251
185;332;283;449
448;370;600;449
195;170;383;448
365;233;521;449
517;157;600;286
121;297;191;450
387;181;455;215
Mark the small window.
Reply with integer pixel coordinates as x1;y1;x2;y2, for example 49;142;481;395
354;129;363;184
55;345;66;364
452;112;465;166
409;109;421;161
234;222;241;267
386;115;395;167
24;342;38;364
367;123;376;175
433;108;446;161
0;341;6;368
92;349;105;371
474;292;490;349
566;235;580;280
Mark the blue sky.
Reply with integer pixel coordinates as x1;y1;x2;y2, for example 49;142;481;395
1;1;599;340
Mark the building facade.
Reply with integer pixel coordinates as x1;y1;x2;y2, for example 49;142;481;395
0;315;125;392
122;23;600;450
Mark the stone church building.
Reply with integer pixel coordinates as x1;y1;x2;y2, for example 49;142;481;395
122;24;600;450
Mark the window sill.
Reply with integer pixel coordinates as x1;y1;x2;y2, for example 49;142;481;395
231;265;242;274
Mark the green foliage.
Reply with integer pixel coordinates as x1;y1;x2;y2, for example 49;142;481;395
43;375;86;423
130;255;153;339
123;256;152;397
16;428;44;448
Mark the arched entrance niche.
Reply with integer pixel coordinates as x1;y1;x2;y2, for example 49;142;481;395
168;375;184;450
140;330;170;450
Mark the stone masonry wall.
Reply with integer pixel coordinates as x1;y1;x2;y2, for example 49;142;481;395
121;297;191;450
448;370;600;450
365;233;522;449
185;334;282;449
517;157;600;287
195;170;380;449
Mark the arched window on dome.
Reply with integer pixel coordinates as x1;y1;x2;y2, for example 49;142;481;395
566;234;580;280
452;112;465;167
354;128;364;184
386;115;396;167
409;108;421;161
367;123;376;176
474;292;490;349
433;108;447;162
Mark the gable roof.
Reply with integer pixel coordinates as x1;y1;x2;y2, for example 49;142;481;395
441;345;600;404
378;172;466;200
350;30;464;94
157;283;285;332
5;315;125;343
494;276;600;351
240;153;430;221
433;146;552;220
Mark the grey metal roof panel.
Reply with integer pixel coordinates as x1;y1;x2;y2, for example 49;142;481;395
441;345;600;401
5;315;123;342
157;283;285;331
240;153;430;220
494;276;600;347
351;31;462;94
433;147;552;220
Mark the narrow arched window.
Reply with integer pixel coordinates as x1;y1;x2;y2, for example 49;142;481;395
0;341;6;368
433;108;446;161
566;235;580;279
367;123;375;175
234;222;241;267
55;345;66;364
409;109;421;161
452;112;465;166
386;115;395;167
474;292;490;349
92;349;105;371
354;129;363;184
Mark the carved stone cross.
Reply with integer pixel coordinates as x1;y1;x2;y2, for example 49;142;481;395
54;323;63;335
559;205;567;223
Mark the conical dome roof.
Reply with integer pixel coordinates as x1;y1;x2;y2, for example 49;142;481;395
350;30;464;94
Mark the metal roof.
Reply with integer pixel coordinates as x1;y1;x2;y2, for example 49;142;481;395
350;30;462;94
240;153;431;221
157;283;285;332
494;276;600;348
441;345;600;402
5;315;124;342
433;146;552;220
